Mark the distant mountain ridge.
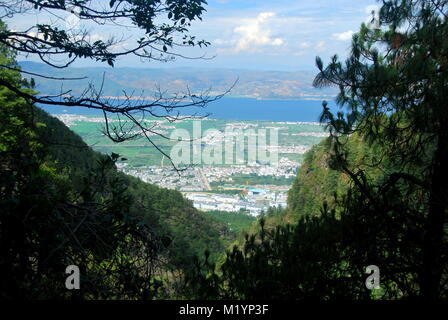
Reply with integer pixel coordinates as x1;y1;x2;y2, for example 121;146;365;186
19;61;337;100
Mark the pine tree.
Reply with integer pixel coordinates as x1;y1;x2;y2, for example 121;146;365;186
314;0;448;299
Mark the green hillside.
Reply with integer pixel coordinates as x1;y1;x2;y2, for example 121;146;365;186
0;61;236;298
286;133;384;222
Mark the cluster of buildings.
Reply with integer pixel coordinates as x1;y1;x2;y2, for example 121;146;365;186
260;144;311;154
116;164;206;191
116;156;299;192
117;163;290;216
184;188;288;216
204;157;299;184
54;114;104;127
54;114;175;133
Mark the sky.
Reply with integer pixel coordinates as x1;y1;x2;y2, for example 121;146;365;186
6;0;380;72
187;0;379;71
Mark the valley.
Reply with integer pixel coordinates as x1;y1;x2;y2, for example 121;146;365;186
54;112;329;216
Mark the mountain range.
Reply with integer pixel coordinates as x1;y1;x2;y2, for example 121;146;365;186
19;61;337;100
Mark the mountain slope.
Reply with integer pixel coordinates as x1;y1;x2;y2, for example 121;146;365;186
1;96;234;298
36;105;235;267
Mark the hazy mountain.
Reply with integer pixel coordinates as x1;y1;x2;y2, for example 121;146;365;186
19;61;337;100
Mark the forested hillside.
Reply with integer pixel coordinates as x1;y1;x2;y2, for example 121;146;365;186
286;133;383;221
0;52;235;298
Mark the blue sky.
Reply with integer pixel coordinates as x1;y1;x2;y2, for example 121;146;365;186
7;0;380;71
191;0;379;71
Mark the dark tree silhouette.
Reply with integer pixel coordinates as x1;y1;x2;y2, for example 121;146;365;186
314;0;448;299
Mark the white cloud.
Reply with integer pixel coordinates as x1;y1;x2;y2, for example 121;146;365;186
231;12;285;53
168;1;384;69
272;38;284;46
213;38;234;46
332;30;355;41
315;41;326;52
26;31;46;40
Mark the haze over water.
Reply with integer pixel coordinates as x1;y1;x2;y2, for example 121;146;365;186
41;98;338;122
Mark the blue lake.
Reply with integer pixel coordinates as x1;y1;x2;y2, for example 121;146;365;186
40;97;340;122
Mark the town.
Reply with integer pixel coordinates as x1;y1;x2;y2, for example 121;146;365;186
55;114;329;216
116;162;291;216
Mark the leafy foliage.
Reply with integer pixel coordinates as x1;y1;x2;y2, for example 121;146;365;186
1;0;209;67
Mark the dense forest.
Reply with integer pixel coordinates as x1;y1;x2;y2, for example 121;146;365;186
1;0;448;301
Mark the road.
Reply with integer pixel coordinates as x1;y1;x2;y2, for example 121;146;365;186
198;168;212;191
